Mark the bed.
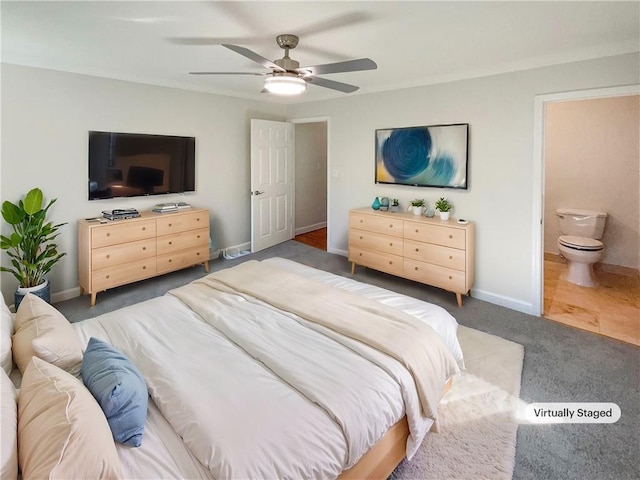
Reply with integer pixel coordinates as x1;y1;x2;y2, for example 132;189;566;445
1;257;464;479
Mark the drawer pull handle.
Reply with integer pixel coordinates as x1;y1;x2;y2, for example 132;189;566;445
106;255;110;259
415;229;419;233
169;241;173;245
197;235;201;239
169;223;172;227
143;266;146;270
143;247;146;251
106;233;110;237
389;242;393;246
359;253;363;256
360;236;363;239
197;252;200;256
360;219;363;223
449;235;453;239
415;248;419;252
389;261;393;265
389;224;393;228
169;259;172;263
142;227;146;231
449;255;453;260
197;218;200;221
106;275;110;279
414;266;418;271
449;275;453;280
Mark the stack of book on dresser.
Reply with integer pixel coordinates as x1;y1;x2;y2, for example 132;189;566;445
101;208;140;220
152;202;191;213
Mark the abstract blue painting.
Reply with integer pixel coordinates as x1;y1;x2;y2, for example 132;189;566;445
375;123;468;189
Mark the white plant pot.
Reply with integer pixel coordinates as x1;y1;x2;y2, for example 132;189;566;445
411;206;424;215
439;211;451;221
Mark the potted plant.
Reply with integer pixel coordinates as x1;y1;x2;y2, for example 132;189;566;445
408;199;426;215
434;197;453;220
1;188;67;308
390;198;400;213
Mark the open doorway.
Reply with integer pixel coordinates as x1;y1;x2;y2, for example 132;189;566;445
532;85;639;345
291;118;328;251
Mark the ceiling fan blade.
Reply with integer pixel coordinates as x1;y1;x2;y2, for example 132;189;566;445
298;58;377;76
222;44;286;72
189;72;266;76
305;76;359;93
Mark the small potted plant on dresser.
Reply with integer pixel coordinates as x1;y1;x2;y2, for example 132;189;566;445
390;199;400;213
0;188;67;309
434;197;453;220
408;199;426;215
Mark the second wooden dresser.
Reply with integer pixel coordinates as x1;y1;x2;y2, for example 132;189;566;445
78;208;210;306
348;208;475;306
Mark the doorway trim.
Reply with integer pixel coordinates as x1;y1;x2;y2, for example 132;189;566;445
531;84;639;316
289;115;331;250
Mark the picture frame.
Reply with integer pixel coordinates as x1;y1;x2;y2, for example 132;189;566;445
375;123;469;189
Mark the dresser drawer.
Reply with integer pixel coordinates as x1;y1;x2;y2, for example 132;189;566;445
156;211;208;236
349;230;403;256
91;220;156;248
349;246;404;276
404;239;465;271
92;258;157;291
157;227;209;255
157;246;209;274
91;239;156;271
349;212;403;237
404;258;466;293
404;221;465;249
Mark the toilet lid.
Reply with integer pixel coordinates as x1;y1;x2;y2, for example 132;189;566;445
559;235;603;251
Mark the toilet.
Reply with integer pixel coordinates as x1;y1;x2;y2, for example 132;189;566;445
556;208;608;287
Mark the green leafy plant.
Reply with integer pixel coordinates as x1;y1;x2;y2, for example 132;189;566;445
392;198;399;206
434;197;453;212
410;199;425;207
1;188;67;288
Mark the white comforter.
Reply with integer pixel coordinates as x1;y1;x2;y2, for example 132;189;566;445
73;258;464;479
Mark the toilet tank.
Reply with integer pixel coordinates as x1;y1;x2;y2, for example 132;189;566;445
556;208;608;239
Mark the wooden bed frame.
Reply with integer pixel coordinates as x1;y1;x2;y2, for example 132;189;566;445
338;377;453;479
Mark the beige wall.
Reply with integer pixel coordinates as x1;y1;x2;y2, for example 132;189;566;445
294;122;327;233
544;95;640;269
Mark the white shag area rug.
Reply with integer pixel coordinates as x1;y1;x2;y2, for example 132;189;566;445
390;325;524;480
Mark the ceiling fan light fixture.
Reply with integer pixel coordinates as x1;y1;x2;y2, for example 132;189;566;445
264;75;307;95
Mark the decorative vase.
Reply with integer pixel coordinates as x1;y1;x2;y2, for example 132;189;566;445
379;197;390;211
439;211;451;221
372;197;381;210
15;279;50;310
425;209;435;218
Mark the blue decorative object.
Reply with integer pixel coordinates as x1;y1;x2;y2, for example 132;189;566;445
379;197;390;211
372;197;381;210
81;337;148;447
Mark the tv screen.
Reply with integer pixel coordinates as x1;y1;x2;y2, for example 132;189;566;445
375;123;469;189
88;131;195;200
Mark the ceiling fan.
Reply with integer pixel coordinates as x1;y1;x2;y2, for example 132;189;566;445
189;34;377;95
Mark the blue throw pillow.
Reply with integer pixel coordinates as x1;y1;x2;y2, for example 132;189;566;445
81;337;148;447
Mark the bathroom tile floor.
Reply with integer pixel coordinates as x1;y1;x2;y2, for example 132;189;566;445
544;254;639;346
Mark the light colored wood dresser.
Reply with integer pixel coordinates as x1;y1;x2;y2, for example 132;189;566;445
348;207;475;306
78;208;210;306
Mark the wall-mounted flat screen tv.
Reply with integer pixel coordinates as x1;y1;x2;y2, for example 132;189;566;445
88;131;196;200
375;123;469;189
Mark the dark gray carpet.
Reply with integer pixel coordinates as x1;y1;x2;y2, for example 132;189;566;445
55;241;639;480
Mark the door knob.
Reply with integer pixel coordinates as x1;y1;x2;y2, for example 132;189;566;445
252;190;264;195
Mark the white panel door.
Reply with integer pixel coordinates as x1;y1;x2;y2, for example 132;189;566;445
251;119;294;252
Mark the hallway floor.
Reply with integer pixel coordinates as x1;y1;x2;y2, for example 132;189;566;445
544;254;639;346
293;227;327;251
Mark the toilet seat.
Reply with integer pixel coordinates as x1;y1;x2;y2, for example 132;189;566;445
559;235;603;251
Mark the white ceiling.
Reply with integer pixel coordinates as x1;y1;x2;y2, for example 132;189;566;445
2;1;639;104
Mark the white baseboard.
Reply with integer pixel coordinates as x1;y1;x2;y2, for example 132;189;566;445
329;247;347;256
470;288;535;315
295;222;327;236
51;287;82;304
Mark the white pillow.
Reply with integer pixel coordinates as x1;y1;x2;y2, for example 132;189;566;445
1;296;13;375
12;293;83;376
0;369;18;480
18;357;123;479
